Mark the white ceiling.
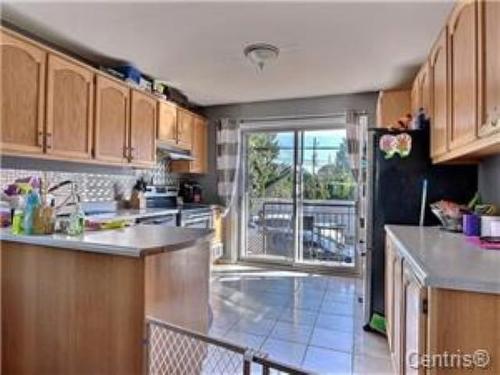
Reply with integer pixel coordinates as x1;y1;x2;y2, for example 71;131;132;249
1;1;454;106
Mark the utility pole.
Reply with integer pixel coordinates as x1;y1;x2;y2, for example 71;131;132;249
312;137;319;197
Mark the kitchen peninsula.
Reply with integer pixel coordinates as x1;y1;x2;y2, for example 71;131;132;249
0;225;213;374
385;225;500;375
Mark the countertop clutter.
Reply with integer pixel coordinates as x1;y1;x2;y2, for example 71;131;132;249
0;225;213;257
385;225;500;294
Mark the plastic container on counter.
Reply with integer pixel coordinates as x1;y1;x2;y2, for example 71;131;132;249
463;213;480;236
0;202;11;227
481;215;500;237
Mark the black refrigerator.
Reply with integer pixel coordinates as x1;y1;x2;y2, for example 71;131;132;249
363;127;478;328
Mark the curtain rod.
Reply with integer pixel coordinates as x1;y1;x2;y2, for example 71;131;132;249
239;110;369;123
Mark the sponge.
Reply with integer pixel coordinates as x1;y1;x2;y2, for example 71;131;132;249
369;313;387;335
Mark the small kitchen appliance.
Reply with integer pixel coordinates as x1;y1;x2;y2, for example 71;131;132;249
179;182;203;204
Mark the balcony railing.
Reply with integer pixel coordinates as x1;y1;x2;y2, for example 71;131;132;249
247;199;356;264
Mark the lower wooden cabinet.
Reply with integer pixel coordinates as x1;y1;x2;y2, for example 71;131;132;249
392;254;404;374
385;239;397;353
402;262;426;375
385;234;500;375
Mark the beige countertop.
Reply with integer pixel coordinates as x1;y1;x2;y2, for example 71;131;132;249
0;225;213;257
385;225;500;294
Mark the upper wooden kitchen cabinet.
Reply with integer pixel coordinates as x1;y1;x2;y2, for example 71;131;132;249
46;54;94;159
376;89;411;128
0;29;46;155
157;101;178;145
411;76;421;115
191;116;208;173
176;108;194;150
94;75;130;164
430;28;449;158
448;0;478;150
171;115;208;174
418;63;431;117
411;63;431;117
477;0;500;138
129;89;157;166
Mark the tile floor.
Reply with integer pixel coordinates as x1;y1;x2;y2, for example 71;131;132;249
209;269;393;374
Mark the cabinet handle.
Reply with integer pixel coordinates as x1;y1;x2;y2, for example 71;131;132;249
422;298;428;314
46;132;53;149
37;131;44;147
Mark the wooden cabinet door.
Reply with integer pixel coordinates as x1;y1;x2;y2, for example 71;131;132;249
448;1;478;149
376;89;411;128
419;63;431;117
0;30;46;154
478;0;500;137
157;101;178;145
46;54;94;159
130;90;156;166
177;108;193;150
94;75;129;163
402;262;427;375
430;29;449;158
170;115;207;174
392;256;404;375
191;116;208;174
411;77;420;115
385;238;397;353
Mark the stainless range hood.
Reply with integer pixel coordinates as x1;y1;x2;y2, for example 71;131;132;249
157;141;195;161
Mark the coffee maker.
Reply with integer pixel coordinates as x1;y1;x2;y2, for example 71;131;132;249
179;181;202;203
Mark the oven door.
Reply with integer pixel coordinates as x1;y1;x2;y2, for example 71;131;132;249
181;215;212;229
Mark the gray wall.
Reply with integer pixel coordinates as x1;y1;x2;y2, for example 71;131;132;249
195;92;378;261
198;92;378;203
478;154;500;206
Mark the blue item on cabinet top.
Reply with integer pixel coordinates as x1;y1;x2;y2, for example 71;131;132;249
114;64;141;85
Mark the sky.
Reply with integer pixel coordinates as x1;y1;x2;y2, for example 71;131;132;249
274;129;346;171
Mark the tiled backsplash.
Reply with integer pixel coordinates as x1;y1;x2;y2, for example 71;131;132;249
0;158;177;203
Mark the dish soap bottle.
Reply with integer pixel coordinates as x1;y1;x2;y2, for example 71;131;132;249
67;196;85;236
23;191;40;235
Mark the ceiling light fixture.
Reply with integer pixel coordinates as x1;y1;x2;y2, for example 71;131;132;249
244;43;279;71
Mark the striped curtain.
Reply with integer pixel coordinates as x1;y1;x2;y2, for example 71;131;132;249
346;111;361;180
216;118;241;217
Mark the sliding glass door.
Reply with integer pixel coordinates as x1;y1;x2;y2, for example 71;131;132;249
242;131;296;263
241;127;357;270
298;130;356;267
